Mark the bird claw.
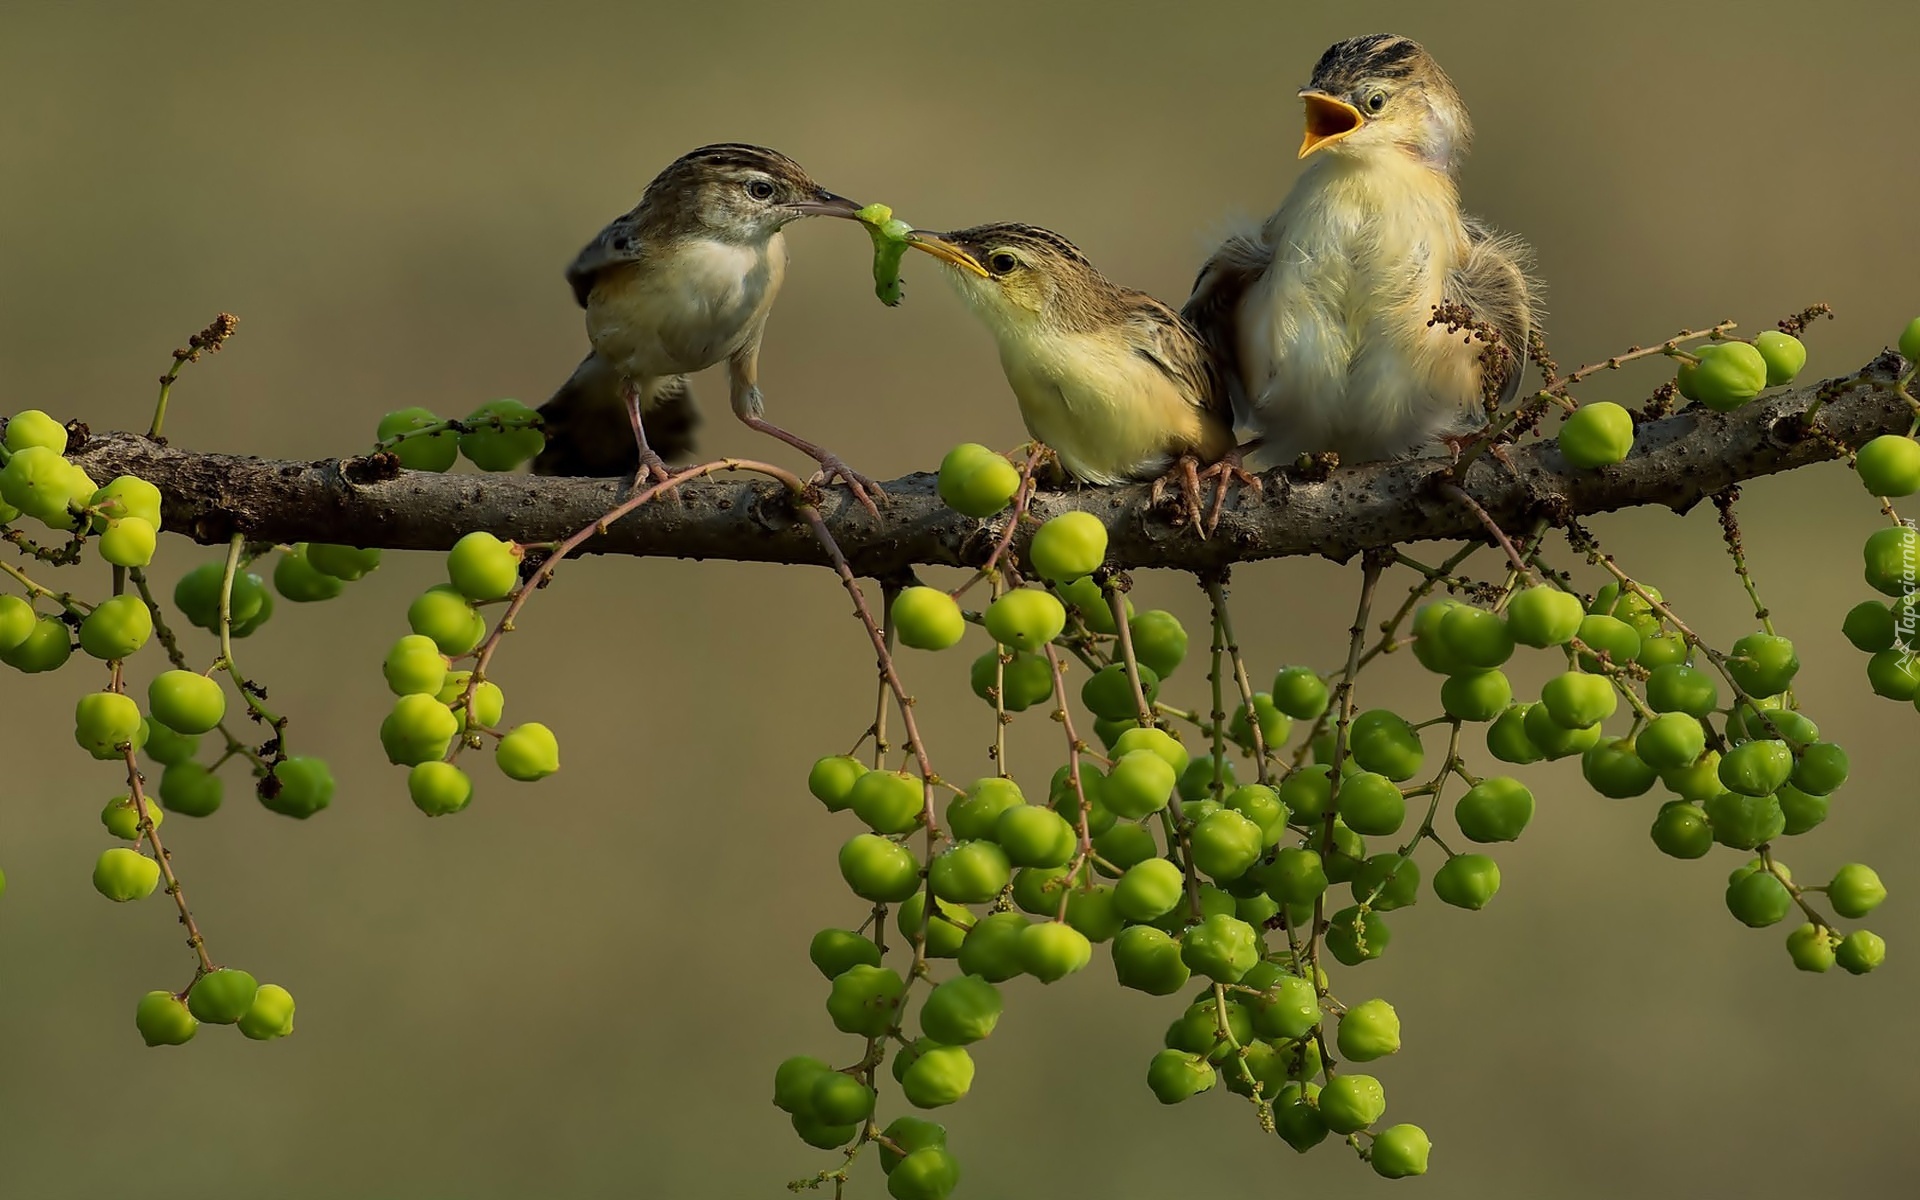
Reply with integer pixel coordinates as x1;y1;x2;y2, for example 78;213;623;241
1150;455;1212;537
625;453;683;505
807;455;886;519
1195;452;1263;535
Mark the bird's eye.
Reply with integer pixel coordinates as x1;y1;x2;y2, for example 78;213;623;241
1365;90;1388;113
745;179;777;201
988;252;1019;275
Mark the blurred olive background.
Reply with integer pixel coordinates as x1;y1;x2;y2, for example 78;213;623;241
3;1;1917;1196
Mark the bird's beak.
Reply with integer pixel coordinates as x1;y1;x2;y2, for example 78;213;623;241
904;231;991;278
786;190;864;219
1299;90;1365;158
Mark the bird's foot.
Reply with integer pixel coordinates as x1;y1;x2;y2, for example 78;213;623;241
624;452;683;505
1195;449;1264;536
805;454;887;519
1149;454;1212;536
1438;429;1519;479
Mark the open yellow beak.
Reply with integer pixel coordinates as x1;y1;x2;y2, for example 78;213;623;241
905;231;990;278
1299;91;1365;158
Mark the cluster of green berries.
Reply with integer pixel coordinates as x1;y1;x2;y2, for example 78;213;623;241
382;530;559;814
1850;318;1920;498
1557;329;1806;469
134;969;295;1048
375;401;545;472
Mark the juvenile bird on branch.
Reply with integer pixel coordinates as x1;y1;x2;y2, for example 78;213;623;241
1184;34;1539;467
908;222;1255;531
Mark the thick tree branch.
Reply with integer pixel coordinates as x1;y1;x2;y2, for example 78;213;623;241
67;355;1909;578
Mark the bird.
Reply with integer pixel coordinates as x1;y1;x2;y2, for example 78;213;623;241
905;222;1249;531
531;142;883;514
1182;33;1538;468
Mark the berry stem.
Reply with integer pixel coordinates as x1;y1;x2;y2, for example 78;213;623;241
210;533;289;760
1308;552;1385;985
1205;574;1272;786
129;566;266;773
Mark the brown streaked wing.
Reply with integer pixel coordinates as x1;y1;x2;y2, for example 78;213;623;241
1126;291;1230;427
1180;232;1269;422
564;212;652;309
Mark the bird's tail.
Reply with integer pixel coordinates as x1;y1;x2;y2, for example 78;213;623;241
531;354;700;477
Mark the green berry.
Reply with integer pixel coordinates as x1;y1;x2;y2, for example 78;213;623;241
101;793;163;841
791;1113;859;1150
186;968;258;1025
1104;750;1176;819
98;517;157;568
891;586;966;651
1540;671;1615;729
1842;601;1897;652
1270;666;1329;719
838;834;920;902
1866;648;1920;699
1228;692;1291;751
238;983;297;1041
1582;737;1658;799
382;634;450;698
989;805;1072;869
1835;930;1886;975
1718;739;1793;796
1017;917;1098;984
1649;801;1713;859
271;545;345;602
1348;709;1423;781
898;893;973;956
1828;863;1887;918
263;756;334;819
1455;777;1534;842
1646;664;1719;716
1081;661;1157;721
158;762;223;817
380;693;458;766
1689;341;1770;411
943;776;1017;839
1266;847;1329;906
957;912;1030;983
1325;904;1391;966
826;964;905;1037
495;722;559;781
1337;771;1406;837
408;761;473;816
807;929;882;980
886;1146;960;1200
1063;884;1124;943
1111;726;1190;774
92;847;160;902
929;840;1011;905
1433;853;1501;909
1856;435;1920;497
1146;1048;1216;1104
0;613;71;673
1521;702;1601;759
78;594;152;660
1438;605;1514;669
1486;705;1544;764
850;769;924;834
936;443;1020;518
1410;599;1468;674
1505;586;1584;648
1792;742;1849;795
135;991;197;1047
148;670;225;735
75;691;143;760
1863;525;1918;597
1318;1072;1386;1133
305;543;382;582
1277;763;1333;821
0;594;33;654
968;647;1054;711
1274;1082;1328;1152
1725;869;1793;927
1786;923;1836;972
1778;784;1830;836
1128;610;1188;678
458;399;544;470
1114;858;1185;922
1371;1124;1432;1179
1901;317;1920;364
1180;913;1260;982
1753;330;1806;386
1558;401;1635;467
982;588;1065;652
1636;712;1706;770
1703;791;1786;850
4;409;66;454
406;586;486;656
1350;853;1419;911
1109;924;1190;995
1189;809;1263;882
1337;998;1401;1062
445;531;522;602
1440;668;1512;722
376;407;460;472
1028;511;1107;582
1727;632;1799;697
809;1073;876;1126
920;974;1002;1045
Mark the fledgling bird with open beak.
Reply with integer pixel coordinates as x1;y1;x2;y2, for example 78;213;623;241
1183;34;1539;467
907;223;1250;531
532;143;882;514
